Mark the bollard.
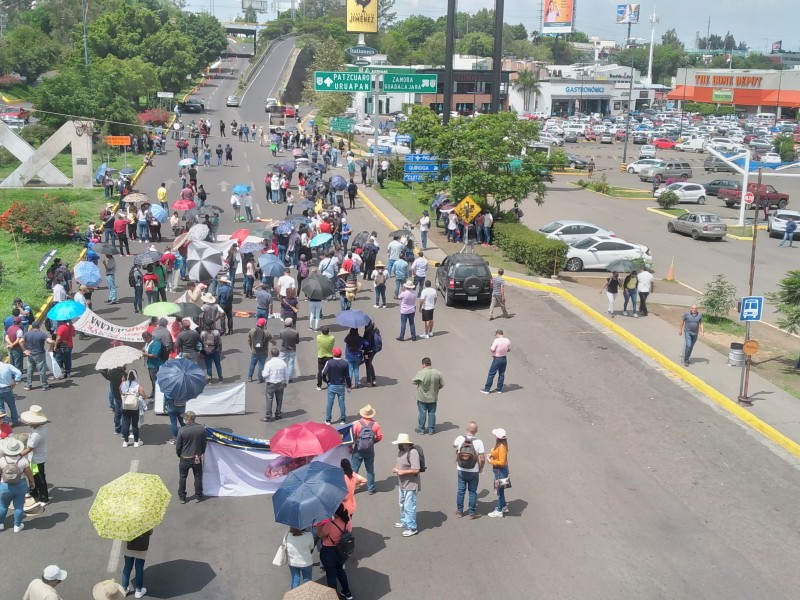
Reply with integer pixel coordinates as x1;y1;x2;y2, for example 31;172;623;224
619;163;627;172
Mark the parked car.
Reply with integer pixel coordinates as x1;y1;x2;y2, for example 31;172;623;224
538;220;614;244
615;129;628;141
626;159;660;174
435;254;493;306
226;95;240;107
667;212;727;240
632;131;648;144
768;210;800;238
676;138;706;152
703;156;737;173
0;106;30;123
265;97;279;110
353;122;375;135
3;117;25;132
761;152;782;164
719;183;789;209
639;160;693;182
654;182;708;204
565;236;651;272
703;179;740;196
180;99;205;112
565;154;588;170
584;130;597;142
539;132;564;146
748;138;773;153
639;145;657;159
652;137;677;150
599;132;614;144
564;130;579;143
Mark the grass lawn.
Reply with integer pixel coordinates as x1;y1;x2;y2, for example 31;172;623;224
0;83;32;102
728;226;754;237
378;180;428;223
0;152;76;180
0;188;105;316
656;207;689;217
704;315;746;335
608;186;652;198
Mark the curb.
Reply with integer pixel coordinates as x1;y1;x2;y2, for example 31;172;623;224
359;184;800;461
568;182;652;201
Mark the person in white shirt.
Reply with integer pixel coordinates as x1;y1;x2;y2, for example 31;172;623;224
418;280;437;339
52;281;67;303
411;253;429;295
277;268;297;300
636;268;654;316
418;210;431;250
261;347;289;422
230;193;241;222
482;211;494;246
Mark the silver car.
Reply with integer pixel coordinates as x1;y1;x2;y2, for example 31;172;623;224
667;212;727;240
226;95;240;107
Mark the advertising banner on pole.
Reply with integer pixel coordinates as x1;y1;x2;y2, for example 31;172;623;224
542;0;575;34
615;4;640;24
346;0;378;33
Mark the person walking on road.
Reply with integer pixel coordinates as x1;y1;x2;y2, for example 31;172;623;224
0;360;22;426
321;347;351;425
248;318;275;382
397;281;417;341
418;280;436;339
175;410;206;503
600;271;620;317
103;254;118;304
0;437;35;533
350;404;381;495
779;216;797;247
413;357;444;435
488;268;509;320
588;158;595;178
392;432;421;537
316;326;335;390
453;421;485;519
481;329;511;394
362;320;381;386
121;529;152;598
279;318;300;381
119;370;145;448
637;267;654;316
261;347;289;422
487;428;510;518
679;304;704;366
20;405;49;504
200;322;223;383
622;270;639;317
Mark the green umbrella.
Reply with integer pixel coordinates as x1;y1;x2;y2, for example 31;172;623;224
142;302;181;317
88;472;171;541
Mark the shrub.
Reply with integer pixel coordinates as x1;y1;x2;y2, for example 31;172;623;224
493;220;569;276
20;123;54;147
0;147;17;167
588;174;611;194
0;74;23;89
576;178;589;188
700;273;737;318
138;108;170;127
656;190;680;209
0;196;78;241
387;158;405;181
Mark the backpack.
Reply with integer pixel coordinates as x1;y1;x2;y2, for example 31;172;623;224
144;278;155;292
362;243;377;262
332;520;355;562
252;327;268;350
158;340;170;362
201;304;218;329
456;437;478;469
298;261;309;278
354;420;376;454
121;383;139;410
412;444;426;473
128;266;140;287
202;330;219;354
0;455;24;483
374;270;387;287
372;328;383;353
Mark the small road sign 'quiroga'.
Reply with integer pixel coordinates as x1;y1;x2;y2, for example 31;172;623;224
314;71;371;92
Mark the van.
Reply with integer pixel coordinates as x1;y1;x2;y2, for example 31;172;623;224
563;123;588;136
639;160;693;182
676;138;706;153
755;112;776;123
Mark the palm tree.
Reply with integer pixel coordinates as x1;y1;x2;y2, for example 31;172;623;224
512;69;541;112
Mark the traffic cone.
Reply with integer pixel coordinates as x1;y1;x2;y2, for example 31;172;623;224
666;257;675;281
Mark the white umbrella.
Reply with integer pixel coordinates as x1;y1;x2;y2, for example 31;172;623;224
188;223;210;241
95;345;143;370
186;241;224;282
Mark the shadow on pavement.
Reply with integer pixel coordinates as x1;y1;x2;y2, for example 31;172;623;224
372;376;397;387
505;499;529;516
277;408;307;420
140;423;176;445
351;526;389;560
416;510;447;531
24;511;68;530
49;486;94;503
431;421;459;434
370;477;395;494
498;383;523;394
348;566;391;599
143;559;216;598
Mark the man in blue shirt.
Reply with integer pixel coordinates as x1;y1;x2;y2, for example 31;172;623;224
0;361;22;424
22;322;51;391
321;347;352;425
392;256;409;299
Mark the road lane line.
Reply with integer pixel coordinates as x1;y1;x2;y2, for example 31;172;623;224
106;460;139;573
241;39;293;104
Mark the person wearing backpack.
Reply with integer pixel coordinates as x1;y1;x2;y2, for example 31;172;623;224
315;503;354;599
371;262;388;308
247;318;275;383
200;322;223;384
0;436;35;533
362;321;381;387
392;432;421;537
130;265;144;314
119;370;145;448
453;421;486;519
350;404;382;494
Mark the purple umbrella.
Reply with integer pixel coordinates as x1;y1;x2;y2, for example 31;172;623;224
281;161;296;174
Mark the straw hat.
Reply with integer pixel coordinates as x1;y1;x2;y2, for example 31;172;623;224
359;404;376;419
337;268;349;277
403;281;415;290
391;432;413;445
1;437;25;456
92;580;126;600
218;276;229;284
20;405;47;425
375;261;385;269
201;293;216;304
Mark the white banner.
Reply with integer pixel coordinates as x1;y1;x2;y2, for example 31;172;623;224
73;309;151;342
154;381;247;415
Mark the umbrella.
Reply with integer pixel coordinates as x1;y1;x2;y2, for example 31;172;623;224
88;472;170;542
258;229;274;240
133;250;162;266
179;158;197;166
292;148;304;158
199;206;223;217
335;309;371;328
439;202;456;214
301;274;335;301
239;241;263;255
389;229;411;238
156;357;207;402
299;200;315;211
309;233;332;249
93;243;119;255
74;261;102;287
230;228;250;245
606;259;640;273
95;345;144;371
350;231;369;249
125;193;150;205
281;161;296;174
182;207;200;223
176;302;203;320
188;224;210;241
142;302;181;317
95;163;108;184
47;300;86;321
206;204;225;214
121;168;136;176
275;221;294;236
38;249;57;273
270;422;342;458
232;184;251;195
430;192;448;209
172;232;190;250
150;205;168;223
259;254;286;277
355;159;368;168
173;199;197;211
282;582;339;600
272;462;348;529
186;244;224;281
329;175;347;191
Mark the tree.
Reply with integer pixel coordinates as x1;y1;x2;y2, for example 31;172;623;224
3;25;61;84
378;0;397;31
139;24;201;91
570;31;590;43
86;4;163;60
457;32;494;57
379;31;411;65
94;56;160;106
661;28;683;50
699;274;737;318
468;8;495;35
505;23;528;41
512;70;540;112
393;15;437;48
181;12;229;67
303;36;350;118
243;5;258;22
413;31;447;66
774;134;797;162
298;0;341;20
767;271;800;334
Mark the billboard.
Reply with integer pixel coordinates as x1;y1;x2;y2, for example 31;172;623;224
542;0;575;34
616;4;640;24
346;0;378;34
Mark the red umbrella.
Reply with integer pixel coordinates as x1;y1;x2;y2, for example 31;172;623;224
269;422;342;458
172;199;196;211
230;228;250;246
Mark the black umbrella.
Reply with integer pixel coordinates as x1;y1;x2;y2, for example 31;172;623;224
177;302;203;320
355;159;368;168
389;229;411;238
299;200;315;211
93;243;119;255
302;274;335;301
182;208;200;223
350;231;369;249
330;175;347;191
157;358;207;402
199;206;222;217
134;250;162;266
281;160;296;174
38;249;57;272
430;192;448;209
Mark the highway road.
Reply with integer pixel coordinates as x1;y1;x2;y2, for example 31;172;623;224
3;49;800;599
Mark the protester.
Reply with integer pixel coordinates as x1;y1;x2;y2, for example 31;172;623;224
453;421;485;519
23;565;67;600
120;529;151;598
344;328;364;389
350;404;382;495
0;359;23;425
281;287;300;328
92;579;127;600
247;318;275;383
216;276;234;335
20;405;49;504
321;347;351;425
418;280;437;339
397;281;418;341
175;411;206;503
141;332;163;399
372;261;387;308
285;526;315;589
5;315;24;371
119;370;145;448
175;319;201;364
261;347;289;422
411;252;428;294
362;320;381;387
413;357;445;435
53;318;75;379
487;428;510;518
316;503;354;599
481;329;512;394
200;322;223;383
316;326;335;390
392;432;421;537
341;457;366;517
279;318;300;382
0;437;35;533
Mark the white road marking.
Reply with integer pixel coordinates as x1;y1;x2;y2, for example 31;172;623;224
106;460;139;573
240;39;293;104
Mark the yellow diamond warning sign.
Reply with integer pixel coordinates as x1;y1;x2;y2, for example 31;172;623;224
454;195;481;223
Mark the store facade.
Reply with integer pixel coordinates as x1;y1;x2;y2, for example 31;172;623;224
531;79;653;117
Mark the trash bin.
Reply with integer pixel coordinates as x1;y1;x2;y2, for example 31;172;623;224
728;342;745;367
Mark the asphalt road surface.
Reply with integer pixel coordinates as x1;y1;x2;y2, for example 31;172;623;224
4;53;800;599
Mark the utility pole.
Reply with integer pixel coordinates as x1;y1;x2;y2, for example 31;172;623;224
646;8;659;85
82;0;89;66
490;0;505;113
442;0;457;124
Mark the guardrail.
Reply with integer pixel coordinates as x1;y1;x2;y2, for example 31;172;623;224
239;33;298;91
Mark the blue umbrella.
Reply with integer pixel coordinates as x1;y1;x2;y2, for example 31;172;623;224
330;175;347;191
335;309;371;328
150;205;168;223
281;160;296;174
156;357;207;402
74;261;102;287
430;192;448;209
259;254;286;277
239;241;264;255
275;221;294;236
309;233;332;248
47;300;86;321
179;158;197;166
232;184;251;195
272;462;348;529
95;163;107;184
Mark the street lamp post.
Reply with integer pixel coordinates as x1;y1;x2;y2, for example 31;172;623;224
621;46;636;165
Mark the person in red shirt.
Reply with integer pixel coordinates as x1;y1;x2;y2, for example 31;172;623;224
316;504;354;599
350;404;382;494
113;214;130;256
54;319;75;378
319;219;332;235
160;247;177;292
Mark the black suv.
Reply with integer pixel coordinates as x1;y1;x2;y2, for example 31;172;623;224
181;99;205;113
435;254;493;306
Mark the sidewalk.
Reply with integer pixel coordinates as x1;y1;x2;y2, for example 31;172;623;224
357;181;800;459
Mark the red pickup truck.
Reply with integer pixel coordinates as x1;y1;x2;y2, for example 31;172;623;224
0;106;30;123
719;183;789;209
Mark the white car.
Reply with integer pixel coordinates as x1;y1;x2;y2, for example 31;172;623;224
639;145;657;159
761;152;782;164
626;159;660;174
538;220;615;245
565;236;651;272
767;209;800;238
538;132;563;146
353;122;375;135
225;95;240;107
654;182;707;204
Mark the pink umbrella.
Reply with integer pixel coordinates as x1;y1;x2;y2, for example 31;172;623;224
230;228;250;246
172;199;196;211
269;422;342;458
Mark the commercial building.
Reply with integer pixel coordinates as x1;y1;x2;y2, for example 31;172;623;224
668;68;800;118
417;66;512;115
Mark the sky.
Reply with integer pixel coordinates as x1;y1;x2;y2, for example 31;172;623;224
187;0;797;55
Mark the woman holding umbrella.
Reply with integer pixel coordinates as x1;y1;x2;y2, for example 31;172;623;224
343;328;364;389
119;370;144;448
316;503;354;599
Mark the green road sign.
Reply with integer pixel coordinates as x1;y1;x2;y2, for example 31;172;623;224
383;73;439;93
314;71;371;92
329;117;355;133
